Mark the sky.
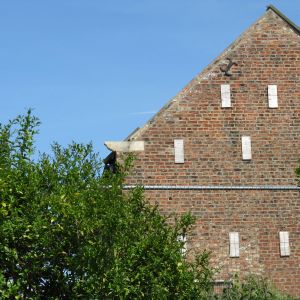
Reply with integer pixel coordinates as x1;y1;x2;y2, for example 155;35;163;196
1;0;299;160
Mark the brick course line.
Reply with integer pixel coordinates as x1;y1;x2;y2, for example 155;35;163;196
123;185;300;190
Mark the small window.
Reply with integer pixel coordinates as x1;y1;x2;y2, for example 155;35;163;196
279;231;290;257
241;136;252;160
229;232;240;257
174;139;184;163
221;84;231;108
177;234;187;256
268;85;278;108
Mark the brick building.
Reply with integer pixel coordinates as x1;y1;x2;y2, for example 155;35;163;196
104;6;300;296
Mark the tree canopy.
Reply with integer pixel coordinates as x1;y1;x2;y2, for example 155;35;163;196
0;111;213;299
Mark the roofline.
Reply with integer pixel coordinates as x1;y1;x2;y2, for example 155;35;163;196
267;5;300;35
111;5;300;143
103;126;141;163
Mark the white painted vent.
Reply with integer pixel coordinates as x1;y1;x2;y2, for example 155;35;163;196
229;232;240;257
221;84;231;108
242;136;252;160
177;234;187;256
279;231;290;257
268;85;278;108
174;139;184;163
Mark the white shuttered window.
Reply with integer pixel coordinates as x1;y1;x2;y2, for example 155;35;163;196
221;84;231;108
174;139;184;163
229;232;240;257
242;136;252;160
279;231;290;257
268;85;278;108
177;234;187;256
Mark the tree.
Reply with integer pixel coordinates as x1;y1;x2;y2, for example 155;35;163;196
296;163;300;182
0;111;213;299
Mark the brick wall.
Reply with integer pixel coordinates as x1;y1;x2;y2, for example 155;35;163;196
141;190;300;296
118;8;300;296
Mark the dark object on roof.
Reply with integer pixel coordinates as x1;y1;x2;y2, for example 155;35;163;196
103;151;117;174
103;127;140;173
267;5;300;35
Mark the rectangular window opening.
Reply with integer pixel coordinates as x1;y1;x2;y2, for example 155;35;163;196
279;231;290;257
229;232;240;258
221;84;231;108
242;136;252;160
177;234;187;256
174;139;184;163
268;85;278;108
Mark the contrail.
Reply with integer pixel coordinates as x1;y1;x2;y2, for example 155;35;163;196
130;111;156;115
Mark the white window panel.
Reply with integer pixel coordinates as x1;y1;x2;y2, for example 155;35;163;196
174;139;184;163
221;84;231;108
242;136;252;160
177;234;187;256
268;85;278;108
279;231;290;257
229;232;240;257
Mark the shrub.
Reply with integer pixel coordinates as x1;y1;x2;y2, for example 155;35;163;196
218;275;298;300
0;111;213;299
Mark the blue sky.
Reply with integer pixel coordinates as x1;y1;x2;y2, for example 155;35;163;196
1;0;299;159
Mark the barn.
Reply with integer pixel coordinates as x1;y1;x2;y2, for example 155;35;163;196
104;5;300;295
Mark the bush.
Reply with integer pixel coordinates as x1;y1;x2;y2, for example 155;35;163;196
218;275;298;300
0;111;214;299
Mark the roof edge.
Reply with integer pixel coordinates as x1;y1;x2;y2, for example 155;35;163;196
125;5;300;142
267;4;300;35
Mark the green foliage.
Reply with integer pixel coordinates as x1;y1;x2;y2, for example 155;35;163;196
218;275;298;300
296;161;300;182
0;111;214;299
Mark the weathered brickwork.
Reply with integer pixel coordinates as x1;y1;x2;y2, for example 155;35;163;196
109;7;300;296
142;190;300;296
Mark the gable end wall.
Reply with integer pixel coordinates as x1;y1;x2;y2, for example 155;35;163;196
120;9;300;296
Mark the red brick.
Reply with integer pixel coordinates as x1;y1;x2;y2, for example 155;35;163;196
111;7;300;296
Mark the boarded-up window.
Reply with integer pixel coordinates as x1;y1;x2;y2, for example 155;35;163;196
177;234;187;256
174;139;184;163
229;232;240;257
279;231;290;257
221;84;231;108
242;136;252;160
268;85;278;108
